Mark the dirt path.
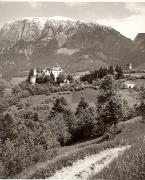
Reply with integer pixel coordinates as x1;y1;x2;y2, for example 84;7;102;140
48;145;130;180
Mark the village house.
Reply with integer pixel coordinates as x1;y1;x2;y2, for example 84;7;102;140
51;64;63;81
123;81;135;89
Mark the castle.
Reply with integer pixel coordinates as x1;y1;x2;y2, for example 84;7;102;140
29;64;63;84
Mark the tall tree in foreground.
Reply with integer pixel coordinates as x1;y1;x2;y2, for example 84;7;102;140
96;75;123;132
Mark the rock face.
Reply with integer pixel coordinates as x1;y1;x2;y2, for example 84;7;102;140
0;17;144;76
125;33;145;69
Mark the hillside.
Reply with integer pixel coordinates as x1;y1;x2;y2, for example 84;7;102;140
0;17;135;76
123;33;145;69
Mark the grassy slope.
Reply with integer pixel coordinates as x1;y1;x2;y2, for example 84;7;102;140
91;116;145;180
119;89;138;107
17;116;144;179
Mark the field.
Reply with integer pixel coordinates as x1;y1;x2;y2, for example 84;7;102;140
72;88;99;103
11;77;27;85
119;89;138;107
20;88;138;112
125;72;145;78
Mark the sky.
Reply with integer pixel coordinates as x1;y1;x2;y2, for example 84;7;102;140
0;1;145;40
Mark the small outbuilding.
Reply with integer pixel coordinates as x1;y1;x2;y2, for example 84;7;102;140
123;81;135;89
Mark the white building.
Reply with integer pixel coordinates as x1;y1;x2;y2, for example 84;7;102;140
51;64;63;81
123;81;135;89
30;68;37;84
43;67;51;76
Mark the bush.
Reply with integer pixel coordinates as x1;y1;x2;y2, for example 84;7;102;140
0;83;5;97
31;104;50;111
48;113;71;146
60;85;71;92
2;95;20;107
12;85;22;95
14;110;39;121
72;107;98;141
18;90;30;98
0;112;59;178
51;97;68;115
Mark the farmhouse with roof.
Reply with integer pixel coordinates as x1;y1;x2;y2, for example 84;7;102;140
123;81;135;89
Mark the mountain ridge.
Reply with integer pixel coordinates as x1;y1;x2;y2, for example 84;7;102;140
0;17;144;77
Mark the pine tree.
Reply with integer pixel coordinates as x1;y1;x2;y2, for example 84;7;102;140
115;65;123;79
108;65;114;75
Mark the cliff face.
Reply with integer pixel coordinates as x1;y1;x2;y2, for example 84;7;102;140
124;33;145;68
0;17;143;76
133;33;145;52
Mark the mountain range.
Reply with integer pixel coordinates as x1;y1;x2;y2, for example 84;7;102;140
0;16;144;77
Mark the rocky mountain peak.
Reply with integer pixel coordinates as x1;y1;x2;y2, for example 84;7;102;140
0;17;144;77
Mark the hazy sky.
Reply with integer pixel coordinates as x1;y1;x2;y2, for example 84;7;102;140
0;1;145;40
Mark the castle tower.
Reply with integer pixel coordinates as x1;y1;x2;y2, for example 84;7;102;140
52;63;63;81
126;64;132;70
30;68;37;84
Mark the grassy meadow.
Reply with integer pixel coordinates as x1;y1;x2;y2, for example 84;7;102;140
19;87;138;112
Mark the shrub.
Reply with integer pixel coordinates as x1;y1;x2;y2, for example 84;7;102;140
0;112;59;178
75;97;89;116
72;107;98;140
4;95;20;106
45;90;51;96
31;104;50;111
122;100;137;121
14;110;39;121
60;85;71;92
0;83;5;97
0;99;8;113
18;90;30;98
51;97;68;115
48;113;71;146
12;85;22;95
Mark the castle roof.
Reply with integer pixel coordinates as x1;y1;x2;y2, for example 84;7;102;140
52;66;62;71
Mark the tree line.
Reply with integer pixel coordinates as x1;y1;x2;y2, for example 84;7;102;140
80;65;124;84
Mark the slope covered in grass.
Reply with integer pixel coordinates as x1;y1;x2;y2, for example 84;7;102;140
91;116;145;180
17;116;144;179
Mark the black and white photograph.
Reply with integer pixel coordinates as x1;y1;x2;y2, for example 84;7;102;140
0;0;145;179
